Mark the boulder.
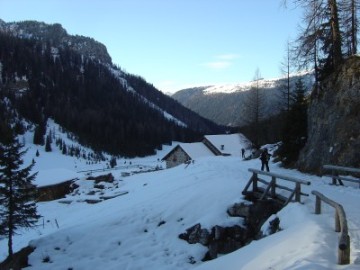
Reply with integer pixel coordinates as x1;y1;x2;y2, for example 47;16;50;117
199;229;211;246
86;173;114;183
0;246;35;270
180;199;283;261
227;202;251;217
188;223;202;244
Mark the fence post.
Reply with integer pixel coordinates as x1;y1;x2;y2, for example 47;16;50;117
312;190;350;265
252;172;258;192
271;176;276;198
335;211;340;232
295;182;301;202
332;169;337;185
338;235;350;265
314;195;321;214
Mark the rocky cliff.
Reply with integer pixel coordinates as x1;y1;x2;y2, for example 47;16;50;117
297;56;360;173
0;19;112;64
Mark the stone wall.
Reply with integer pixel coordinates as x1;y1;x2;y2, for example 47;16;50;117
165;146;190;168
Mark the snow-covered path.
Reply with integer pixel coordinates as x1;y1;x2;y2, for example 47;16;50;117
1;146;360;269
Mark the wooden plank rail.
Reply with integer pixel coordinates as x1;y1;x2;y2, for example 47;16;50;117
323;165;360;187
242;168;311;205
311;190;350;265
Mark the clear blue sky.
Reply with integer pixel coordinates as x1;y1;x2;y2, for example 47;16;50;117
0;0;302;93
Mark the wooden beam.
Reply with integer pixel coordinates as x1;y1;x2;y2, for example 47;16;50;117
323;164;360;174
311;190;350;265
248;168;311;185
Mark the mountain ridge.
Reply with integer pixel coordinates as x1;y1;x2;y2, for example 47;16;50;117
172;72;314;127
0;19;112;64
0;20;223;157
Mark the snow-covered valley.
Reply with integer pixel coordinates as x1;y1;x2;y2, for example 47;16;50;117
0;122;359;270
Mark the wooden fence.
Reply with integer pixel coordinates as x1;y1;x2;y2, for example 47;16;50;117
323;165;360;187
242;169;311;205
311;190;350;265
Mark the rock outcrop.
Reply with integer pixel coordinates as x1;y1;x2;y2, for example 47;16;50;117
0;19;112;64
0;246;35;270
179;199;282;261
297;56;360;173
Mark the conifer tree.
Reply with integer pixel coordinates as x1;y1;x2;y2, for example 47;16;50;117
277;78;308;166
110;156;117;168
33;123;45;145
0;132;40;259
62;143;67;155
45;134;52;152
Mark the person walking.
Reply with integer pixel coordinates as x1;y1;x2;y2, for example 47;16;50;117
260;148;271;172
241;148;245;158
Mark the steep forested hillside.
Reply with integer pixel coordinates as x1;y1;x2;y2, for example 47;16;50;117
0;21;223;157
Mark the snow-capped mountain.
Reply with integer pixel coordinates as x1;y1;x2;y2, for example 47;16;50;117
172;72;314;127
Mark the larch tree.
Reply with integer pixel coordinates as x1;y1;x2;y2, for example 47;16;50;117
294;0;325;82
0;131;40;259
284;0;344;79
340;0;359;55
242;68;266;148
329;0;343;67
278;40;295;113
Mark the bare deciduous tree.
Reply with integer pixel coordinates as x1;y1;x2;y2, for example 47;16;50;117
279;40;295;112
283;0;346;79
242;68;266;147
340;0;359;55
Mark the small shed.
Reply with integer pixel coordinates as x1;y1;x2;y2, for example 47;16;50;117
203;133;251;156
37;179;76;202
35;169;80;201
162;142;215;169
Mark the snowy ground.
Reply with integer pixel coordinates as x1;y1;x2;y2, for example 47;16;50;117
1;126;360;269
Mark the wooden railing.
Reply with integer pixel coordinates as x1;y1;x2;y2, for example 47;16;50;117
311;190;350;265
242;169;311;205
323;165;360;187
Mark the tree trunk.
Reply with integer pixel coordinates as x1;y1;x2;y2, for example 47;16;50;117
328;0;343;66
350;0;357;54
8;176;14;259
8;230;13;259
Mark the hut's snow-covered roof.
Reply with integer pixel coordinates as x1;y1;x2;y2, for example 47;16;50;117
179;142;215;159
204;133;251;156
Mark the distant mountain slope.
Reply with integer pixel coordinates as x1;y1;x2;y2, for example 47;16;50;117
0;19;112;64
172;74;314;127
0;20;223;157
